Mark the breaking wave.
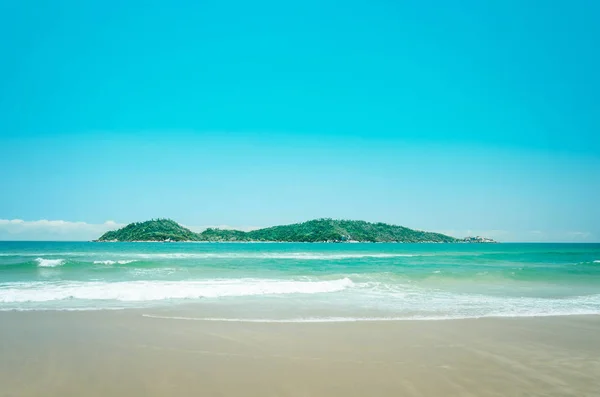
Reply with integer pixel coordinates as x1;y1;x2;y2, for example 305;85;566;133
93;260;137;265
35;258;65;267
0;277;354;303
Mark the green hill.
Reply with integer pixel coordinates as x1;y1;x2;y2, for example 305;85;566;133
96;219;200;242
97;218;466;243
242;219;458;243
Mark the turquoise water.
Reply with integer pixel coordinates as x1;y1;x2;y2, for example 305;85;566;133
1;242;599;320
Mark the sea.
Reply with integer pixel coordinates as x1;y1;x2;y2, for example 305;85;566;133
1;242;599;321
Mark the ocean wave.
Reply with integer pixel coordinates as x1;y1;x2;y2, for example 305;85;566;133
93;260;115;265
35;258;65;267
128;268;176;276
93;260;137;265
0;278;354;303
573;260;600;266
138;287;600;322
1;277;599;319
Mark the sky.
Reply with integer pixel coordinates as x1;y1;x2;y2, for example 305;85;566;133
0;0;598;242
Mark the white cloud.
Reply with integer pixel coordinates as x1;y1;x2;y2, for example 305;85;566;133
564;231;593;241
0;219;125;241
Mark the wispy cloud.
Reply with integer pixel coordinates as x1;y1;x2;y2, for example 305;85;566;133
565;231;592;240
0;219;125;241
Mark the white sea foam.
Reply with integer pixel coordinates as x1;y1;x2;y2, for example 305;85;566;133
35;258;65;267
594;260;600;263
93;260;114;265
0;278;354;303
141;314;421;323
93;260;137;265
141;310;600;323
128;268;176;276
2;276;599;320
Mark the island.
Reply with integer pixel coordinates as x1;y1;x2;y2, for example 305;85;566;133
95;218;496;243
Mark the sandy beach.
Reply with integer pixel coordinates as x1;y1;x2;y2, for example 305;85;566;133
1;311;599;397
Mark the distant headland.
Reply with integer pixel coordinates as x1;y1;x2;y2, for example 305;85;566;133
95;219;496;243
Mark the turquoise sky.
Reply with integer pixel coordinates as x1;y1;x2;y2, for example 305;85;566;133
0;1;598;241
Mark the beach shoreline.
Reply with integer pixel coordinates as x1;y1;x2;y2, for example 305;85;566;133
1;310;599;396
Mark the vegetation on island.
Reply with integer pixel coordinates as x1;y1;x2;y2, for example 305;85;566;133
97;219;201;242
96;218;494;243
244;219;458;243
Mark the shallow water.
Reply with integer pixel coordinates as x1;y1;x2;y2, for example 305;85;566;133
1;242;599;320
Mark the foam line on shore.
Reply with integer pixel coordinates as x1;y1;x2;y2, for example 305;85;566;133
141;311;600;323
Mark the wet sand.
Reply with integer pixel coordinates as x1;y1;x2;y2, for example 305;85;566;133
1;311;599;396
